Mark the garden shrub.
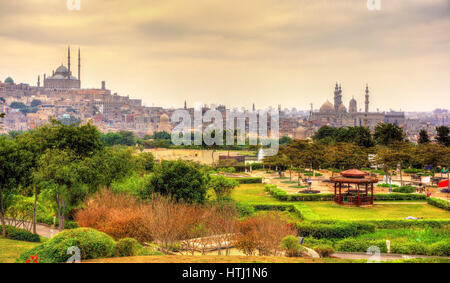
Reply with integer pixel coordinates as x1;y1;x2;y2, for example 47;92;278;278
17;228;116;263
377;183;400;188
281;235;304;257
235;202;255;217
393;186;416;194
427;198;450;211
234;177;263;184
0;225;40;243
314;244;335;258
427;241;450;256
312;219;450;229
336;238;387;253
116;238;143;257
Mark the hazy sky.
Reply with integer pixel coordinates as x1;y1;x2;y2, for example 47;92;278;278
0;0;449;111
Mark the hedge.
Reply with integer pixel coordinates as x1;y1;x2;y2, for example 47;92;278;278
233;177;263;184
392;186;416;194
116;238;143;257
336;238;388;253
296;222;376;239
0;225;40;242
427;198;450;211
17;228;116;263
311;219;450;229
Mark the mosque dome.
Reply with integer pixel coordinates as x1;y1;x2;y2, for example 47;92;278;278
51;74;65;80
4;77;14;84
338;104;347;113
55;65;69;74
157;113;172;133
320;101;334;113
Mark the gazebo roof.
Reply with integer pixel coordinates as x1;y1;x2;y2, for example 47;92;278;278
341;169;368;178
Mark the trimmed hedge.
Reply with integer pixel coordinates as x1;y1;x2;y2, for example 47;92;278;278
393;186;416;194
17;228;116;263
311;219;450;229
427;198;450;211
0;225;40;243
336;238;388;253
296;222;376;239
233;177;263;184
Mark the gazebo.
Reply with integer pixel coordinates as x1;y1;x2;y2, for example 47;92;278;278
330;169;378;207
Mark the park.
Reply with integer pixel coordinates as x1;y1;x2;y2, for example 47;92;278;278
0;121;449;263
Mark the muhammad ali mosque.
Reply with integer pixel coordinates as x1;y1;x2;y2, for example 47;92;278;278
39;47;81;89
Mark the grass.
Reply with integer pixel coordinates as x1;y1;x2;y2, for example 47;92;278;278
232;184;450;221
0;237;40;263
85;255;352;263
303;202;450;221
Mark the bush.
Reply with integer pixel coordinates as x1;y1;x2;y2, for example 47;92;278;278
427;198;450;211
17;228;116;263
336;238;387;253
377;183;400;188
314;244;335;258
234;177;263;184
296;222;375;239
0;225;40;243
393;186;416;194
235;202;255;217
281;235;303;257
116;238;143;257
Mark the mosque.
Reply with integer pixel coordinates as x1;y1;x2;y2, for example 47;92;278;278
311;83;405;130
40;47;81;89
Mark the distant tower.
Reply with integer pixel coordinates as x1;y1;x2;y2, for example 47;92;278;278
184;100;187;109
334;83;342;112
78;48;81;82
37;75;40;87
365;84;370;113
252;103;256;112
68;46;71;74
278;104;281;112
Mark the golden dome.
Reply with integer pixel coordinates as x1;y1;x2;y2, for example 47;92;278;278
338;104;347;112
320;100;334;113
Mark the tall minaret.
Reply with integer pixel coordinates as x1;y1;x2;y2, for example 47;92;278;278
68;46;71;74
37;75;40;87
365;84;370;113
334;83;342;111
78;48;81;81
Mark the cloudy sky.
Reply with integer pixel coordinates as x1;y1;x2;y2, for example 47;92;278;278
0;0;449;111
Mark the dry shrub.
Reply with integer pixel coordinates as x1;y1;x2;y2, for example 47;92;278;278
235;212;296;256
75;189;152;243
76;190;238;255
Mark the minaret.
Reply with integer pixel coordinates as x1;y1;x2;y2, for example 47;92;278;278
78;48;81;81
184;100;187;109
37;75;40;87
252;103;256;112
334;83;342;112
365;84;370;113
68;46;71;74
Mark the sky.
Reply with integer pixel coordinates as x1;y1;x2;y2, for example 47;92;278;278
0;0;449;111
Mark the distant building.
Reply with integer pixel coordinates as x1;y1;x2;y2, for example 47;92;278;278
43;47;81;89
312;83;405;130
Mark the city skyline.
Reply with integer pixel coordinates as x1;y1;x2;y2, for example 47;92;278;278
0;0;449;111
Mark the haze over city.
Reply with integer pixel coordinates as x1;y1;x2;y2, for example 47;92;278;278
0;0;449;111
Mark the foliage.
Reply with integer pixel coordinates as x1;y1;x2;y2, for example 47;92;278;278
116;238;144;257
392;186;416;194
233;177;263;184
313;126;374;147
101;131;137;146
281;235;303;257
427;198;450;211
314;244;335;258
209;175;239;199
296;222;375;239
148;160;209;204
374;123;405;146
17;228;116;263
436;126;450;147
0;225;41;242
418;129;430;144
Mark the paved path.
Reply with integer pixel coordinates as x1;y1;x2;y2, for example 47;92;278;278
6;219;60;239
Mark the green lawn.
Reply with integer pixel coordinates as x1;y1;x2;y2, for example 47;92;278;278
303;202;450;220
232;184;450;221
0;237;39;263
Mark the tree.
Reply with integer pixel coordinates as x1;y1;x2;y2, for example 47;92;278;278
325;142;368;172
135;152;155;173
436;126;450;147
153;131;171;140
389;141;414;186
209;175;239;199
418;129;430;144
148;160;208;204
374;123;405;146
30;99;42;107
34;149;82;231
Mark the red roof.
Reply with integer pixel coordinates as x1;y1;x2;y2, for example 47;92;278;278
341;169;368;178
